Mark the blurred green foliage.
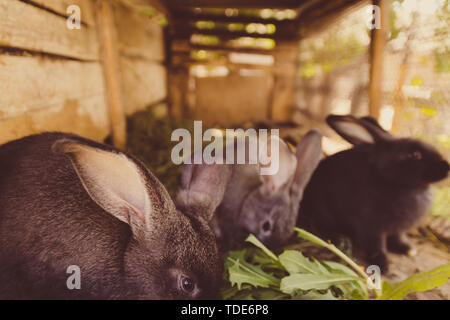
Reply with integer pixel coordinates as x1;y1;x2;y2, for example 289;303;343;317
430;186;450;219
433;0;449;73
223;231;450;300
299;33;366;77
126;107;193;198
434;50;450;73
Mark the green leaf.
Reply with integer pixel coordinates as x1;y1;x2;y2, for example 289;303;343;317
324;261;368;299
324;261;359;277
228;257;280;290
280;273;362;294
245;234;278;261
278;250;320;275
221;284;241;300
294;228;372;284
252;288;289;300
293;290;339;300
295;228;330;248
313;258;331;275
377;263;450;300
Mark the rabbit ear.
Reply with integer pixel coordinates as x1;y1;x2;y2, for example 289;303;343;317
176;160;232;222
52;139;173;236
327;115;392;145
359;116;394;140
291;130;323;200
359;116;386;131
258;136;297;196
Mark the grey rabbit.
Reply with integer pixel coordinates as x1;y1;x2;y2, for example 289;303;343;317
177;130;323;250
298;115;450;271
0;132;222;299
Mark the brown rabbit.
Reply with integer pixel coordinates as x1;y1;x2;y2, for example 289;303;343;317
0;132;223;299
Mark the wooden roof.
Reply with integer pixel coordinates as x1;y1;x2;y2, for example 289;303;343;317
151;0;368;66
164;0;314;9
162;0;367;49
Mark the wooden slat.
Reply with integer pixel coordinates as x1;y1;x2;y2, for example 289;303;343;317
120;58;167;115
0;0;99;60
114;2;165;61
167;66;189;118
298;0;365;32
0;55;106;118
171;51;297;76
369;0;388;119
193;73;273;126
27;0;96;26
95;0;126;149
171;26;297;40
172;39;299;63
169;9;292;24
171;20;302;40
165;0;311;9
0;55;109;144
172;39;275;54
122;0;170;17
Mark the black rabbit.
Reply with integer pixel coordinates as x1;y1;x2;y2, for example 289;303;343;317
298;115;449;272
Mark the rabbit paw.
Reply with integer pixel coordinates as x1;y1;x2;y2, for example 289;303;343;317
387;234;412;255
367;252;389;273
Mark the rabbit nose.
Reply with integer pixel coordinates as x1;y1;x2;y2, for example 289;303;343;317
439;160;449;175
262;221;272;233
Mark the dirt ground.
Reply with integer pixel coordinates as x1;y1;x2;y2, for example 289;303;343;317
384;234;450;300
289;222;450;300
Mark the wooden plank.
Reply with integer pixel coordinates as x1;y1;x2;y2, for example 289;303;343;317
172;39;299;64
0;100;110;145
168;66;189;118
114;2;165;61
122;0;170;17
172;39;276;55
27;0;96;26
165;0;311;9
368;0;388;119
171;26;297;40
193;73;273;126
171;52;298;76
120;58;167;115
95;0;127;149
270;74;297;121
0;55;106;118
0;0;98;60
169;9;291;24
0;54;109;144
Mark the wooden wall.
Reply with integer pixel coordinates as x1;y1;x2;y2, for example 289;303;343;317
194;73;274;127
0;0;167;145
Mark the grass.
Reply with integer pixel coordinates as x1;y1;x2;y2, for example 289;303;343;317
431;185;450;220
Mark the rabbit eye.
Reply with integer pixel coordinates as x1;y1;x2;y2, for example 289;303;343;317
412;151;422;160
400;151;422;161
180;276;195;293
